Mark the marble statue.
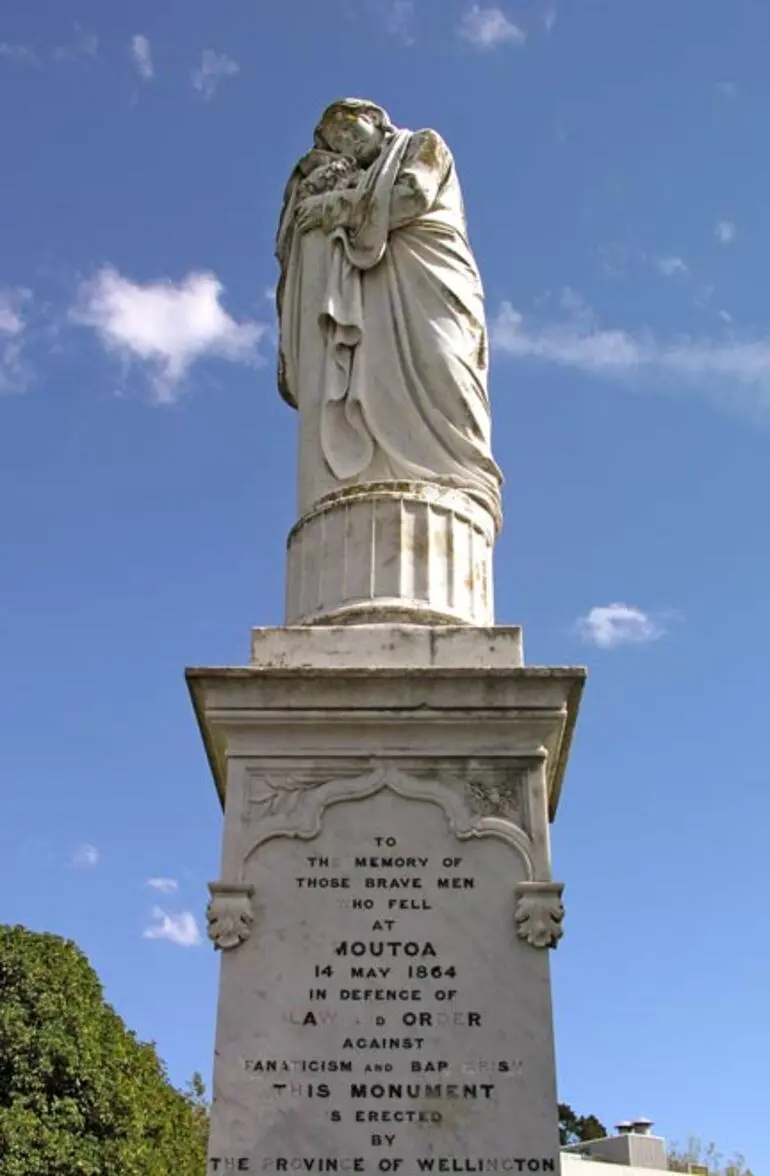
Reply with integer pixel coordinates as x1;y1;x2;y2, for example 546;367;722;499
276;98;503;527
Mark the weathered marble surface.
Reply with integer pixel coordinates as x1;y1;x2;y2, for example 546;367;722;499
275;98;506;626
188;97;586;1176
276;98;502;526
187;625;585;1176
249;624;524;670
284;483;496;626
207;788;561;1173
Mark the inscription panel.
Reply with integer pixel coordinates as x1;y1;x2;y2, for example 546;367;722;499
208;788;560;1174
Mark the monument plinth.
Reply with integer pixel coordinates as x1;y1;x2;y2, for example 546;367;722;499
188;98;585;1176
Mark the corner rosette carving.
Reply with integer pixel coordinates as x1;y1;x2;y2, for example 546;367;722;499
464;771;526;825
206;882;255;951
514;881;564;949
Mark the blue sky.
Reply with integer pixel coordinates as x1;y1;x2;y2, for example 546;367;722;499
1;0;768;1170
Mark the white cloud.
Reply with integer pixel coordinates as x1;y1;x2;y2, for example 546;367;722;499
378;0;416;42
576;603;665;650
191;50;239;100
543;5;557;33
490;296;770;418
130;34;154;82
459;5;526;49
598;244;694;283
70;266;266;403
716;220;736;245
0;288;31;394
0;42;40;64
146;877;179;894
0;291;25;336
0;26;97;66
717;81;737;99
70;843;100;867
492;298;645;372
52;26;98;62
656;255;689;278
143;907;202;947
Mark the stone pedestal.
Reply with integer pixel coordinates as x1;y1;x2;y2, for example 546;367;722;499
285;483;498;626
187;625;584;1175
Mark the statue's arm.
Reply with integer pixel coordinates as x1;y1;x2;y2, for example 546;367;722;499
389;130;452;229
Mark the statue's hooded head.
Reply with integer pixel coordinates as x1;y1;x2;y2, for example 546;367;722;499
313;98;395;165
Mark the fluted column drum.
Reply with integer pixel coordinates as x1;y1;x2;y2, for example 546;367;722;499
285;482;497;626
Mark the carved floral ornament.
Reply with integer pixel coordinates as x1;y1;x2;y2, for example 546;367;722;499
242;761;535;878
206;882;255;951
514;882;565;949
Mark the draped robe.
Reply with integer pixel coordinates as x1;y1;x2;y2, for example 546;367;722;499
276;127;503;524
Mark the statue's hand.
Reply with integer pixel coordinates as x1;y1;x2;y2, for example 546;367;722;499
295;195;327;234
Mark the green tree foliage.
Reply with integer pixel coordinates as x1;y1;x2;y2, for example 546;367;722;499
558;1102;607;1146
668;1136;755;1175
0;924;208;1175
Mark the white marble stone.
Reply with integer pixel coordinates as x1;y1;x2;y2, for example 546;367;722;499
250;624;524;671
285;484;496;626
188;96;587;1176
187;625;585;1176
276;99;503;527
207;788;559;1172
188;627;581;821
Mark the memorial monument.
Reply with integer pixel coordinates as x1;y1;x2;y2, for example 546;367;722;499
187;98;585;1176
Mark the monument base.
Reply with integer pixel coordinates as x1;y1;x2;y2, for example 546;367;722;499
187;625;584;1175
